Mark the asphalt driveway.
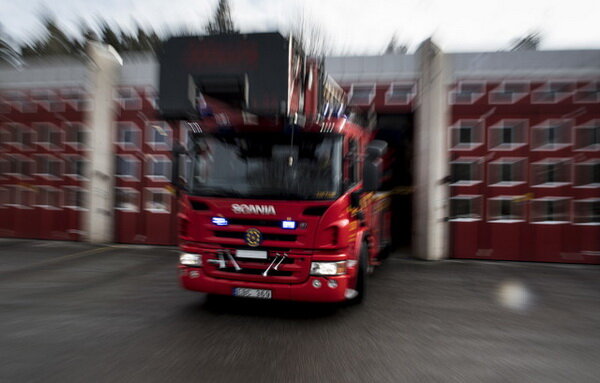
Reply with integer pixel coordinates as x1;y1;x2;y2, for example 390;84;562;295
0;239;598;382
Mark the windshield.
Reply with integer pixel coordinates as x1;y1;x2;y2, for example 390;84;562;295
188;132;342;200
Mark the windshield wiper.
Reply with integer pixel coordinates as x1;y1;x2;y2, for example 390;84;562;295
193;187;334;200
192;187;244;198
248;190;312;200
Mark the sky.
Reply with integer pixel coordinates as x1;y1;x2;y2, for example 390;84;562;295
1;0;599;54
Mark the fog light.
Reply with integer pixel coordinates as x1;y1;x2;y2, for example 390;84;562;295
180;252;202;266
312;279;322;288
327;279;338;289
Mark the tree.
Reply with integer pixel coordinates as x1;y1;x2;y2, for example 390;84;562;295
135;26;150;50
134;26;161;52
79;21;99;42
41;17;75;54
21;14;79;56
0;23;22;66
14;15;164;57
384;35;408;54
206;0;238;35
120;29;139;51
95;20;161;53
20;14;79;56
289;12;329;56
99;22;123;52
146;29;162;52
510;32;541;51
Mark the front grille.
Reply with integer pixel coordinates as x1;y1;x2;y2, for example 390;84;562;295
217;267;292;277
234;255;294;264
214;231;297;242
221;244;291;252
203;250;309;284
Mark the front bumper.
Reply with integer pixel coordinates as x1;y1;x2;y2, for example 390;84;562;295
179;266;350;302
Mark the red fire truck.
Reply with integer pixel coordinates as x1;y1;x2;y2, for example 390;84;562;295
160;33;391;303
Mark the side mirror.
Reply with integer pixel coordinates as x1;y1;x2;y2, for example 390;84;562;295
362;140;387;192
363;158;382;192
366;140;387;158
171;142;188;190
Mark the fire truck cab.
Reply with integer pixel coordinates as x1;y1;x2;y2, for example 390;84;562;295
160;33;391;303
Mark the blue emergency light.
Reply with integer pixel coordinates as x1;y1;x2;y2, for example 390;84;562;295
212;217;229;226
281;220;296;230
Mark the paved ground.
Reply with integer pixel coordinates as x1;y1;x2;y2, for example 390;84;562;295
0;239;599;383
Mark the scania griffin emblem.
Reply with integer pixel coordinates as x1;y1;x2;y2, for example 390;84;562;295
245;228;262;247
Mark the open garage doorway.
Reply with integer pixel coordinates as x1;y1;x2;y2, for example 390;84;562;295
374;114;414;252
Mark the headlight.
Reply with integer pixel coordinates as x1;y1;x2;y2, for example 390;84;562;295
180;252;202;266
310;261;347;276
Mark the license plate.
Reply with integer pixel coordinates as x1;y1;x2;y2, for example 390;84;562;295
236;250;267;259
233;288;272;299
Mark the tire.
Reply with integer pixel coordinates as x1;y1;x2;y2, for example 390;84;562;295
378;242;393;260
348;242;368;305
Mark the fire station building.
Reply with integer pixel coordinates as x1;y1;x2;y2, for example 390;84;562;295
1;40;598;263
